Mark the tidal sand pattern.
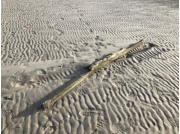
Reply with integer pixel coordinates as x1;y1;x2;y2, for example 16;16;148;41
1;0;178;134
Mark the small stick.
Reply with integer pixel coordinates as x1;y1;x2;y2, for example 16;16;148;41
41;40;146;110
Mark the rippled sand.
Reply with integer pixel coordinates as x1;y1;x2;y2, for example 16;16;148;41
1;0;178;134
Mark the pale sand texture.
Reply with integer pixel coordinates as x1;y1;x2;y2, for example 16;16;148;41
1;0;179;134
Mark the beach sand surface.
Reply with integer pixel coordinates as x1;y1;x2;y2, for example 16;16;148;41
1;0;179;134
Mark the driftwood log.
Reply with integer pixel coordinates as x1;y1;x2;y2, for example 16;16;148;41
41;39;148;110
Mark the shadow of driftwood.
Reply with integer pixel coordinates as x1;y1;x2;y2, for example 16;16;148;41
15;64;90;118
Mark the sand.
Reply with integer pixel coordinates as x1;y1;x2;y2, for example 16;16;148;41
1;0;179;134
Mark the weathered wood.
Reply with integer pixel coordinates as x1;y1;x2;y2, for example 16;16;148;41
41;40;146;110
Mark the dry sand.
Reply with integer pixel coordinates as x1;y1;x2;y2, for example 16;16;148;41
1;0;179;134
